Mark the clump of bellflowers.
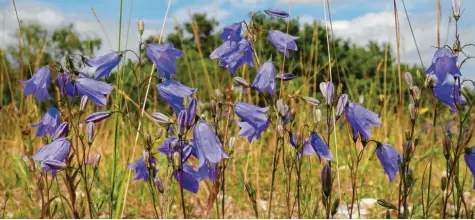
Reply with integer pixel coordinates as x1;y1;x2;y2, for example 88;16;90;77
19;50;121;217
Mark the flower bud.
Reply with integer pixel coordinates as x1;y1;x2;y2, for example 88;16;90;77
86;122;95;144
404;140;413;157
321;164;332;198
214;89;222;100
143;150;150;165
173;151;181;169
177;110;188;136
276;99;288;118
210;100;217;117
154;177;164;193
443;135;451;159
314;108;322;123
228;137;236;150
404;72;413;87
138;19;144;36
276;73;295;81
145;134;153;148
186;97;197;128
53;122;69;140
94;153;101;167
79;96;88;112
331;199;340;217
336;94;348;116
452;0;461;20
408;104;415;120
411;86;421;100
233;77;250;87
301;96;320;106
290;108;296;122
377;199;397;210
277;124;284;138
152;112;170;124
85;111;112;123
441;176;447;191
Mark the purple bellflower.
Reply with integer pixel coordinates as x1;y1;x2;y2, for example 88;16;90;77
20;66;52;102
344;102;382;141
32;107;61;137
210;39;254;74
235;102;270;143
57;73;113;106
376;143;402;182
268;30;299;57
219;22;242;42
158;136;192;163
85;51;122;79
276;73;295;81
128;155;157;181
265;9;289;18
193;121;229;165
433;82;467;112
174;163;201;193
309;133;333;161
146;43;183;79
289;133;316;159
32;137;71;177
251;61;276;94
157;79;197;115
425;47;461;83
464;147;475;189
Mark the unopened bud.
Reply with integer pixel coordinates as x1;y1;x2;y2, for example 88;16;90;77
331;199;340;217
301;96;320;106
228;137;236;150
411;86;421;100
233;77;250;87
276;99;288;118
154;177;164;193
441;176;447;191
152;112;171;125
277;124;284;138
177;110;188;136
443;135;451;159
86;122;95;144
377;199;397;210
314;108;322;123
173;151;181;169
145;134;153;148
290;108;296;122
336;94;348;117
94;153;101;167
138;19;144;35
404;72;413;87
321;165;332;198
80;96;88;112
210;100;217;117
408;104;415;120
404;140;413;157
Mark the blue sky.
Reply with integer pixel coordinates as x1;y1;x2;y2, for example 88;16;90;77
1;0;475;80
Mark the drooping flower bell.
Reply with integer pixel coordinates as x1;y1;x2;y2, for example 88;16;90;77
251;61;276;95
320;81;334;105
146;43;183;79
432;82;467;112
32;137;71;177
157;79;197;115
128;155;157;181
20;66;52;102
57;73;114;106
193;121;229;165
309;133;333;161
344;102;382;141
85;51;122;80
219;22;242;42
376;143;402;182
210;39;254;74
425;47;461;83
268;30;299;57
235;102;270;143
32;107;61;137
174;163;201;193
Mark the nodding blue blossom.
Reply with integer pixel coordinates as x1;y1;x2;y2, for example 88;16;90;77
251;61;276;94
344;102;382;141
235;102;270;143
158;136;192;163
157;79;197;115
425;47;461;83
128;155;157;181
32;137;71;177
57;73;114;106
146;43;183;79
309;133;333;161
433;82;467;112
210;39;254;74
193;121;229;165
464;147;475;189
289;133;315;158
265;9;289;18
85;51;122;79
20;66;52;102
85;111;112;123
197;162;219;182
219;22;242;42
52;122;69;140
32;107;61;137
268;30;299;57
321;164;332;197
376;143;402;182
174;163;201;193
276;73;295;81
320;81;334;105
